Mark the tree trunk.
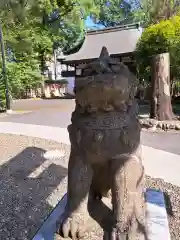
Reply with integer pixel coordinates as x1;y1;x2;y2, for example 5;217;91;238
150;52;174;120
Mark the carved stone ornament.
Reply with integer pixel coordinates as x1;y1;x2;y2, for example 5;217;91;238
56;46;147;240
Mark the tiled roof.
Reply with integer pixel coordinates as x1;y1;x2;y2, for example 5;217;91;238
62;23;142;63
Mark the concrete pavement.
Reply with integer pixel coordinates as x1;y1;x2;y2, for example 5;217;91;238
11;99;75;112
0;121;180;187
0;109;72;128
141;131;180;155
0;122;70;144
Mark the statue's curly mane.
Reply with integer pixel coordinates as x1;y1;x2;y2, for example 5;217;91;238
74;47;138;115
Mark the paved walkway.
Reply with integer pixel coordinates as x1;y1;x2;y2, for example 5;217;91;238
0;121;180;187
1;110;180;155
1;99;180;156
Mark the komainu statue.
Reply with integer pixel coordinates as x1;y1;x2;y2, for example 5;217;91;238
57;47;146;240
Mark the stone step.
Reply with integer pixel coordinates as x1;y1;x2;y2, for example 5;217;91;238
145;189;171;240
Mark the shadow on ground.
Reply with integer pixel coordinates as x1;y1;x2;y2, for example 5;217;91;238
138;104;150;118
138;103;180;117
42;94;75;100
0;147;67;240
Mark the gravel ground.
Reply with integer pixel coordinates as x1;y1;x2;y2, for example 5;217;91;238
0;134;70;240
0;133;179;240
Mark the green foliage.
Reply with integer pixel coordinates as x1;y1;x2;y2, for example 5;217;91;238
6;61;42;99
91;0;180;28
0;58;42;107
0;0;99;108
0;0;100;56
90;0;180;28
136;16;180;82
130;0;180;26
93;0;134;27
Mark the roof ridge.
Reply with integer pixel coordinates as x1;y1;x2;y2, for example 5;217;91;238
87;22;141;35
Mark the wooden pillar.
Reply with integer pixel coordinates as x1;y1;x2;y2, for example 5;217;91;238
150;52;174;120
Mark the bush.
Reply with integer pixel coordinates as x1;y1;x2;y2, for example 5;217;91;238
6;61;42;99
136;16;180;83
0;59;42;110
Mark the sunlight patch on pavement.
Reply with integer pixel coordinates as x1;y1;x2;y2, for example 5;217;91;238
43;149;65;160
28;160;52;179
28;149;66;179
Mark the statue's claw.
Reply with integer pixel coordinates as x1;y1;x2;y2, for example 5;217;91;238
57;212;90;240
57;215;79;239
110;227;128;240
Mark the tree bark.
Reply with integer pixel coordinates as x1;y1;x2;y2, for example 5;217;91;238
150;52;174;120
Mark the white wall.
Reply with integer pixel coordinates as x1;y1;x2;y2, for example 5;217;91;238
45;57;75;95
66;77;75;95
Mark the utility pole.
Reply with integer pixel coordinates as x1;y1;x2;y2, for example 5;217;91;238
0;23;11;112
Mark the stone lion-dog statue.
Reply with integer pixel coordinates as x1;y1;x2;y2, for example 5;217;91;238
56;47;146;240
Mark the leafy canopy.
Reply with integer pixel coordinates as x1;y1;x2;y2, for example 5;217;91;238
92;0;133;27
130;0;180;26
0;0;100;109
91;0;180;28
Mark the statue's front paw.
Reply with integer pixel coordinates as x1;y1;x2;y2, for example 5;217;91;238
57;213;88;239
110;226;128;240
57;215;78;239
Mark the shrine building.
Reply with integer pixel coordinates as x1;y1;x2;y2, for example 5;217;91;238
60;23;143;78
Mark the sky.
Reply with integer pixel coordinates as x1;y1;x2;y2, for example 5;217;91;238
85;16;104;30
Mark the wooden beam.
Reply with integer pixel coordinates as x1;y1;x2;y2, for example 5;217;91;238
61;70;76;77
